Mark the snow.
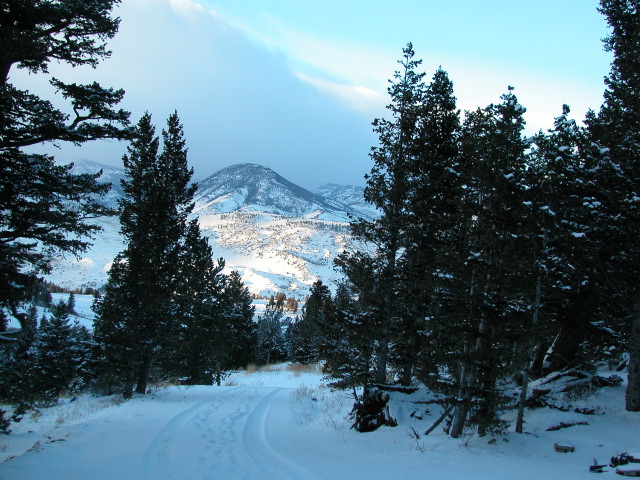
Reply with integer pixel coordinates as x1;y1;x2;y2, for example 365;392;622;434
7;293;96;332
1;365;638;480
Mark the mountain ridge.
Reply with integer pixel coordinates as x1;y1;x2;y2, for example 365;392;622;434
194;163;368;221
51;160;373;296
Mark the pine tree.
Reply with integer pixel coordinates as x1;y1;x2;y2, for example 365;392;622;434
0;0;130;325
446;88;530;437
288;280;329;364
67;293;77;315
344;43;426;383
220;270;256;370
94;112;196;398
91;259;137;395
512;106;601;431
589;0;640;411
255;302;287;365
396;67;461;386
319;280;377;394
32;300;88;402
161;219;225;385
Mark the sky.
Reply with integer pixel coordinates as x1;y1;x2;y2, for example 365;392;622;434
15;0;612;189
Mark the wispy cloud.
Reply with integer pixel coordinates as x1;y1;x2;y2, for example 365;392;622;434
295;73;386;114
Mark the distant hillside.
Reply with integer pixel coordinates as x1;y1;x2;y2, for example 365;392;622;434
69;159;125;208
46;161;372;297
194;163;365;221
313;183;379;220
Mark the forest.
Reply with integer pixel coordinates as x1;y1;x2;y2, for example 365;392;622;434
0;0;639;440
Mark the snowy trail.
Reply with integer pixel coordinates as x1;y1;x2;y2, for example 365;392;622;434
3;370;638;480
243;388;325;480
0;385;324;480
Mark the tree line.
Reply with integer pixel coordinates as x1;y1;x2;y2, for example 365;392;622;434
289;0;640;437
0;1;256;413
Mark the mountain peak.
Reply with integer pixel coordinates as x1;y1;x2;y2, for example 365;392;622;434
194;163;358;220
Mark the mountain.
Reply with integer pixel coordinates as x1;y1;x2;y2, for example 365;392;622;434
45;161;372;297
69;159;125;208
194;163;365;221
313;183;379;220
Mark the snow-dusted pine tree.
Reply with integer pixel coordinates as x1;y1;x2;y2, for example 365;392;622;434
343;43;426;383
94;112;196;398
589;0;640;412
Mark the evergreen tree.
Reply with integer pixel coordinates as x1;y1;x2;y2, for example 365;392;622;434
396;67;461;386
67;293;77;315
0;0;130;325
161;219;225;385
91;259;137;395
255;302;287;365
2;300;90;406
288;280;329;363
344;43;426;383
319;279;376;394
220;270;256;370
94;111;196;398
446;88;530;437
32;300;88;402
589;0;640;411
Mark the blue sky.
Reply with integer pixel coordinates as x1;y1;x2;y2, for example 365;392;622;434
16;0;612;189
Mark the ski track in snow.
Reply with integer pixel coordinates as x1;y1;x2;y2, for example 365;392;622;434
142;386;321;480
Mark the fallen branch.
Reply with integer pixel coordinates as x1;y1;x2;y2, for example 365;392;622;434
424;404;454;436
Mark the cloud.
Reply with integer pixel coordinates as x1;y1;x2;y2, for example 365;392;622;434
295;73;386;113
13;0;376;189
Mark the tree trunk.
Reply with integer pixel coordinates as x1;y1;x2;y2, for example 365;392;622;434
135;351;153;394
375;236;399;384
450;343;473;438
516;273;543;433
626;293;640;411
123;361;136;399
543;286;599;374
400;300;421;386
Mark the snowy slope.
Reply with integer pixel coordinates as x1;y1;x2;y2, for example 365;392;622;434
1;364;638;480
314;183;379;221
194;163;364;221
69;159;125;208
45;161;371;296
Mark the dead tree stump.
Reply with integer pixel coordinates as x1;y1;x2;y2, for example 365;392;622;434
351;387;398;432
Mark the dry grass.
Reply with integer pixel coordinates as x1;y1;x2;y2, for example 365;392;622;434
245;364;258;374
288;383;350;428
286;363;316;374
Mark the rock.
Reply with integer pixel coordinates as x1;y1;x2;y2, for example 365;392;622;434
616;466;640;477
554;442;575;453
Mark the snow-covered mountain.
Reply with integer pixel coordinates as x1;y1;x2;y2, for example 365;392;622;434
194;163;366;221
46;161;374;297
69;159;125;208
313;183;379;220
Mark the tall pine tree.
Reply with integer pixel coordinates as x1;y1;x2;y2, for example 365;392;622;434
588;0;640;411
344;43;426;383
0;0;130;328
94;111;195;398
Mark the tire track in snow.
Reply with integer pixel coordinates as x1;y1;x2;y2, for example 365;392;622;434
243;388;325;480
191;387;261;478
143;387;243;480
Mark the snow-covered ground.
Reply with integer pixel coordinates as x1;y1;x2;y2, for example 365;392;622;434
1;364;639;480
